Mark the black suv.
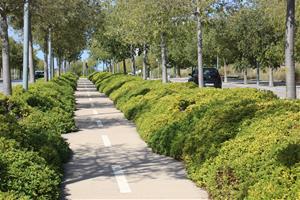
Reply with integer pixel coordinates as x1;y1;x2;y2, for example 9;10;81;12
188;68;222;88
34;71;44;79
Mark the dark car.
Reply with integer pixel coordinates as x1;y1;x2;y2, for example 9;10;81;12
35;71;44;79
188;68;222;88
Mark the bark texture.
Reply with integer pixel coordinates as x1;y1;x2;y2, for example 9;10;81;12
123;59;127;74
223;59;228;83
269;66;274;87
285;0;296;99
28;14;35;83
161;33;168;83
196;8;204;88
243;69;248;85
0;14;12;95
143;44;148;80
43;36;48;82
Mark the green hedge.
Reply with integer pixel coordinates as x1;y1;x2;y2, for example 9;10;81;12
0;73;77;199
90;72;300;199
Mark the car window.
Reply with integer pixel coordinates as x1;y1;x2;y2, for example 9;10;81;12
204;68;218;76
193;68;218;76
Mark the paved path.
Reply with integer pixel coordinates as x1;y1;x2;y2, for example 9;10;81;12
62;78;209;200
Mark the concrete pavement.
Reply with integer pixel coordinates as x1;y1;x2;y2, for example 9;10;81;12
62;78;209;200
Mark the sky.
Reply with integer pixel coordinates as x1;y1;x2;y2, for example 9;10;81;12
8;27;90;61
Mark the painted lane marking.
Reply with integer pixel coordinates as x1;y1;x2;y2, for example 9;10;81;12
101;135;111;147
96;120;104;128
93;109;98;115
111;165;131;193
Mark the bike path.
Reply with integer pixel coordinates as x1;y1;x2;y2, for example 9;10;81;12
62;78;209;200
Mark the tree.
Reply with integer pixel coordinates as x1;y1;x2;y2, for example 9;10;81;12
258;0;285;87
227;6;280;85
30;0;97;80
193;0;218;87
110;0;191;83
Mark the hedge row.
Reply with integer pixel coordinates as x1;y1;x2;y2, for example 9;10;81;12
0;73;77;199
89;72;300;199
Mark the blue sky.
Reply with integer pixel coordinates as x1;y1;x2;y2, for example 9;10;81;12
8;27;90;61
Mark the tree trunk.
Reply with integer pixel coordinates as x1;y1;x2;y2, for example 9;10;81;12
109;61;112;72
177;66;181;77
223;58;228;83
269;66;274;87
58;57;61;76
61;59;65;74
161;32;168;83
28;12;34;84
196;8;204;88
256;62;260;86
285;0;296;99
130;45;136;75
22;0;30;90
131;56;136;75
174;65;177;78
111;60;115;74
43;36;48;81
67;61;70;72
0;13;12;95
243;69;248;85
117;62;120;73
29;31;34;83
48;29;52;80
51;54;54;78
19;68;23;80
123;59;127;74
142;43;148;80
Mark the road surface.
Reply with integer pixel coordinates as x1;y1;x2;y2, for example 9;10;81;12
170;77;300;99
62;78;209;200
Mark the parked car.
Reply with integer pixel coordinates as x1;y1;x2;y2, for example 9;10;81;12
188;68;222;88
35;71;44;79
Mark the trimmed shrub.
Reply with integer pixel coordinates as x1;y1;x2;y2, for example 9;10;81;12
90;72;300;199
0;73;77;199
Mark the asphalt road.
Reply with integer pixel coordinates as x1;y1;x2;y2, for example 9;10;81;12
170;77;300;99
62;78;209;200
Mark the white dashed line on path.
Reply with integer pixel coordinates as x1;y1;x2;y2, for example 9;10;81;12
111;165;132;194
93;109;98;115
101;135;112;147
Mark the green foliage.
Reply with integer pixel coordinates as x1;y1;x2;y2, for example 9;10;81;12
0;73;77;199
0;142;60;199
90;72;300;199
